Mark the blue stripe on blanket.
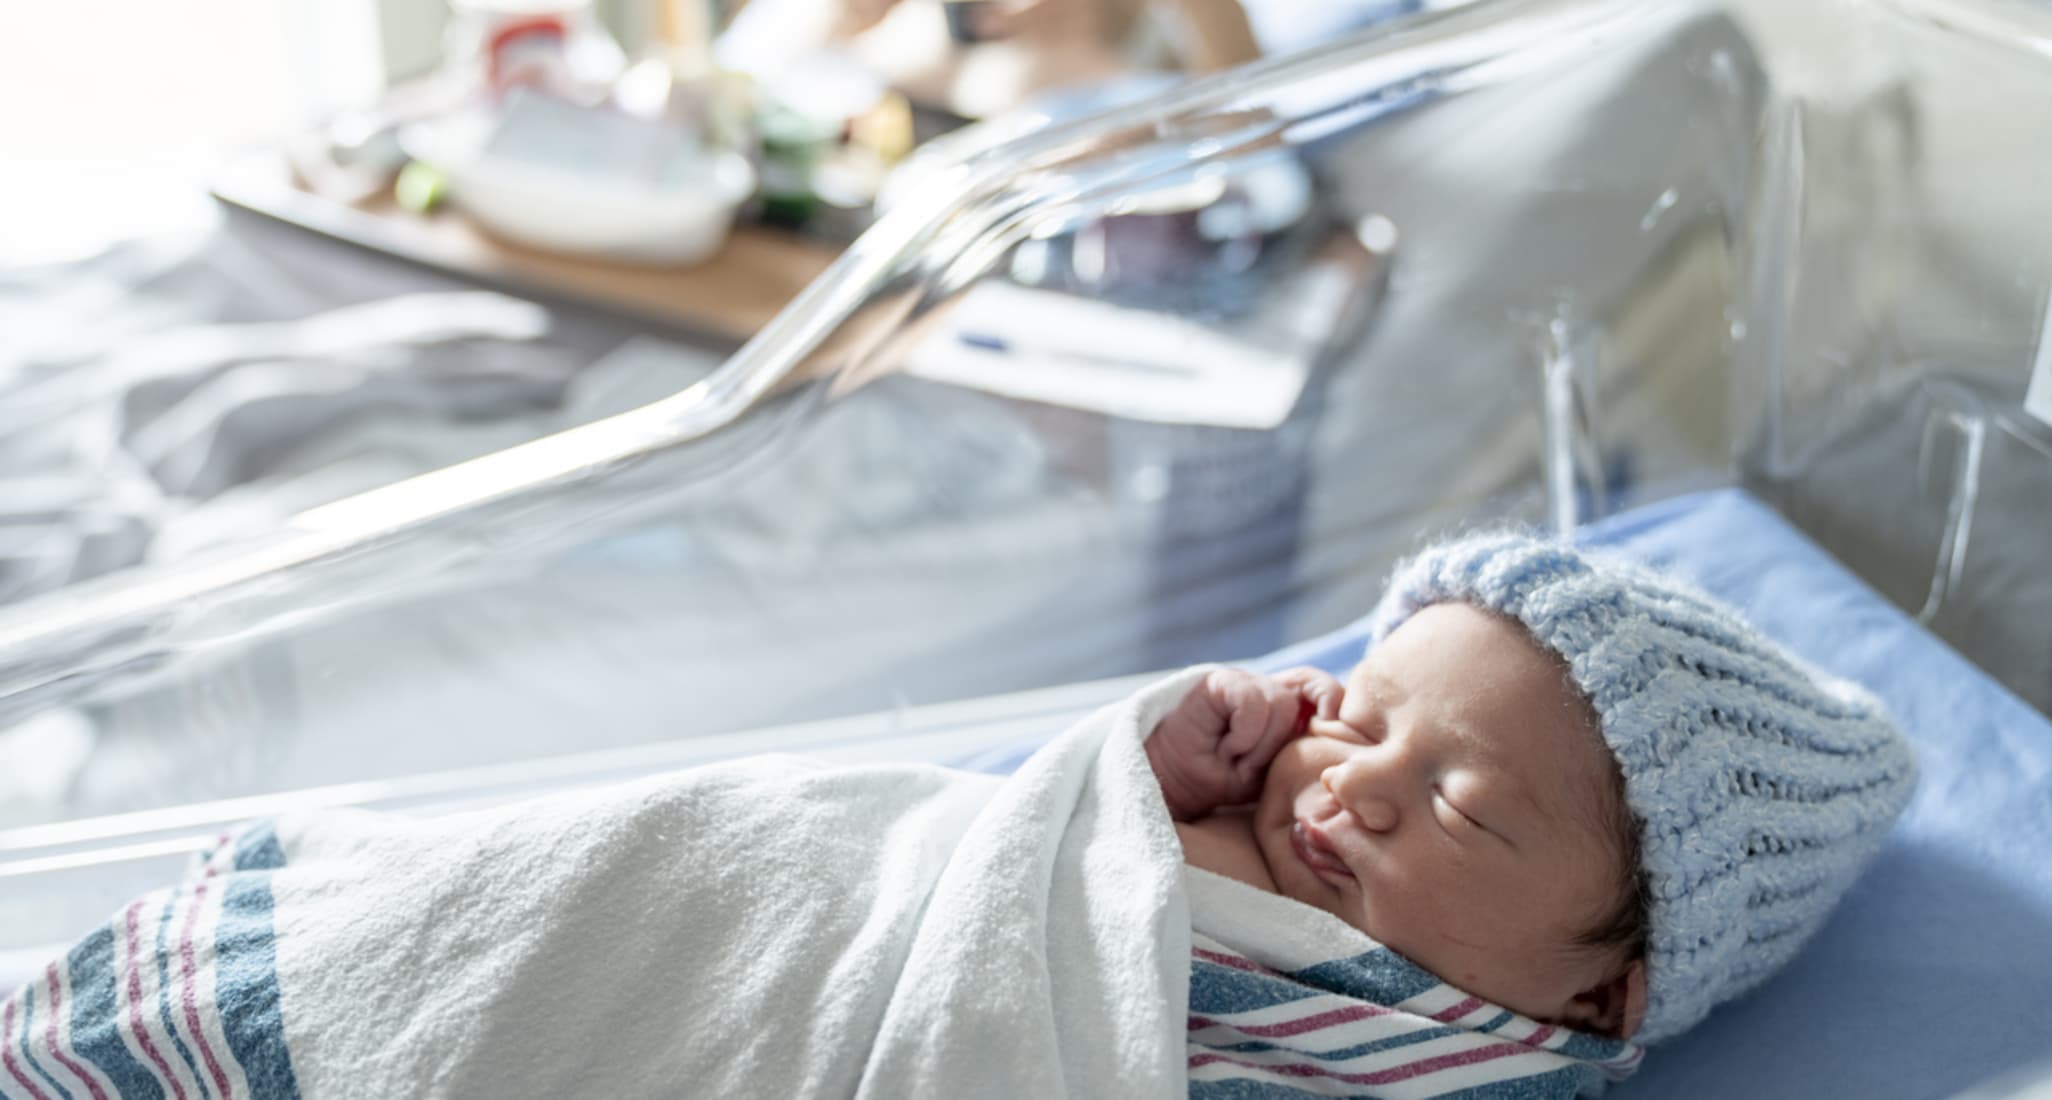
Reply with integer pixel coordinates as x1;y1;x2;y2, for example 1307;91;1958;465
16;985;73;1100
66;926;164;1100
1191;1078;1339;1099
1190;962;1327;1015
1289;948;1441;1006
1197;1077;1589;1100
1545;1030;1625;1064
153;897;210;1099
216;823;301;1100
231;827;287;873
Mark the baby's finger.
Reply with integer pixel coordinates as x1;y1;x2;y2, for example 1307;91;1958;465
1306;676;1344;720
1276;666;1345;720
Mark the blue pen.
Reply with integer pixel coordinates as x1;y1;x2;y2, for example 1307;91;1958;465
957;330;1200;378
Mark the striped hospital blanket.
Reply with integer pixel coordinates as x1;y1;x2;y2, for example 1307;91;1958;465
1180;868;1642;1099
2;828;296;1100
1186;938;1642;1098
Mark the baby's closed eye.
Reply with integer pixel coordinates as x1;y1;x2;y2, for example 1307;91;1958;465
1434;783;1516;847
1433;787;1487;831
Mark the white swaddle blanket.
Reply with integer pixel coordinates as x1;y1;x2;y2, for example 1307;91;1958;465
1;668;1209;1100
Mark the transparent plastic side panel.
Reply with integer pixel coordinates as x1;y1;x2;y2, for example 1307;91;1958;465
1728;0;2052;714
4;0;1772;947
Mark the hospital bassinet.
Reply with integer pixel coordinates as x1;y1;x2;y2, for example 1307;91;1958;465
4;0;2052;1093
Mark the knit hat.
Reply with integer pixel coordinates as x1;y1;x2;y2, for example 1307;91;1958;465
1365;532;1917;1045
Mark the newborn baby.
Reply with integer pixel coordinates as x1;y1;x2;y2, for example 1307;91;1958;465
0;532;1917;1098
1148;533;1917;1056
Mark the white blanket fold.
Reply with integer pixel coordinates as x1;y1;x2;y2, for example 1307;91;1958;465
53;667;1206;1099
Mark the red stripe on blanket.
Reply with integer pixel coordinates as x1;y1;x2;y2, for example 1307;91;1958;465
178;881;234;1098
122;901;189;1100
1189;1003;1395;1039
1361;1040;1540;1084
1431;996;1484;1022
3;998;55;1100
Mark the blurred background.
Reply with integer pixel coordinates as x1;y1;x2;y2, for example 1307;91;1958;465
0;0;1393;265
0;0;1842;263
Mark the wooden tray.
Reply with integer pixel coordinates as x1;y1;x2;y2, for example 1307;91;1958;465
211;152;842;344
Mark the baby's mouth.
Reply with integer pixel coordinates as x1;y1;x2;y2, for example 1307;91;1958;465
1290;819;1356;884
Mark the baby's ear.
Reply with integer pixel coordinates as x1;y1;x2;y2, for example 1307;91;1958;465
1560;958;1647;1039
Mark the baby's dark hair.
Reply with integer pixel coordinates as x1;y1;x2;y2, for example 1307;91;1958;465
1574;763;1652;964
1485;603;1651;964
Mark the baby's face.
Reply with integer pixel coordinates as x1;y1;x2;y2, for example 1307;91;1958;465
1253;602;1631;1025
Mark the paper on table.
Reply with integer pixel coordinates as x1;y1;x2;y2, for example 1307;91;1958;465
903;255;1365;429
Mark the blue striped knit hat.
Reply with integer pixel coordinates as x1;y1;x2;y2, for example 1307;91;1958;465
1365;532;1917;1045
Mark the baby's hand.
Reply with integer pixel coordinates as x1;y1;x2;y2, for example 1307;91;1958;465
1146;667;1343;822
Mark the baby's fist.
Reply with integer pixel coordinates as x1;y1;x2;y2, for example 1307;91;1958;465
1146;666;1343;821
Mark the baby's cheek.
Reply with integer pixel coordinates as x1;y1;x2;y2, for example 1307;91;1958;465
1252;755;1295;819
1261;739;1324;798
1250;741;1313;829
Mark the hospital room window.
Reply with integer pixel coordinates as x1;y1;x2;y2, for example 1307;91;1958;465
1;0;384;264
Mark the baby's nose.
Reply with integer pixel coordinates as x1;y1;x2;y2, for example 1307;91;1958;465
1322;763;1399;832
1348;795;1399;832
